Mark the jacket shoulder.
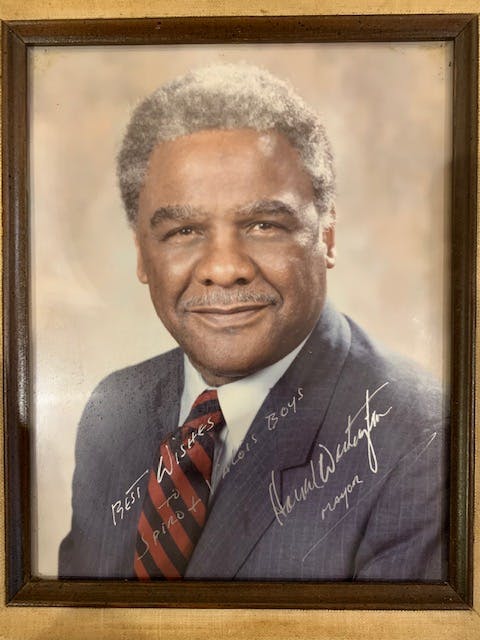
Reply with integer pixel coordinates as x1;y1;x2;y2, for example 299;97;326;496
75;348;183;454
343;314;447;429
92;348;182;397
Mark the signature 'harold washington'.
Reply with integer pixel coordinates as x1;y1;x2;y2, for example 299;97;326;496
269;382;392;525
334;380;392;475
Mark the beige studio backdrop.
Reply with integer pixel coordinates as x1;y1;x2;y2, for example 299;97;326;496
30;42;452;577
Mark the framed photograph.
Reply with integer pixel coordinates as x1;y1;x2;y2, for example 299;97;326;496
2;14;477;611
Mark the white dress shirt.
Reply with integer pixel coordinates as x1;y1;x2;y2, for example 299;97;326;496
179;338;308;493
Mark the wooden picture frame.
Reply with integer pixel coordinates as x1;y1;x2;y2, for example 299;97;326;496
2;13;477;610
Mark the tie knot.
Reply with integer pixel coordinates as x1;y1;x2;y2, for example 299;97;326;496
180;388;225;439
193;388;220;410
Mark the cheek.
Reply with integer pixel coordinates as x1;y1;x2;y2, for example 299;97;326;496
140;259;181;324
142;245;195;295
255;245;326;300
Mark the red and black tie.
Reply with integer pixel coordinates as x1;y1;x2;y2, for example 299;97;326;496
134;389;226;579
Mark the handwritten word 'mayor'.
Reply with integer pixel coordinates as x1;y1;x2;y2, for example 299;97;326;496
269;465;363;526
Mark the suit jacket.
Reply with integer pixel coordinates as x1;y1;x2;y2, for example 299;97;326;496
59;303;448;580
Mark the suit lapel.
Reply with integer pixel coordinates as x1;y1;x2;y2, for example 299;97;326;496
185;304;352;578
151;350;184;446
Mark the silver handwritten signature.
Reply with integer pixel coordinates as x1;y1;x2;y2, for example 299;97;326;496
336;381;392;474
268;382;392;527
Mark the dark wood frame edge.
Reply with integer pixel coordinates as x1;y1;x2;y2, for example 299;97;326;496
2;20;30;604
450;16;478;608
2;14;477;44
2;13;477;609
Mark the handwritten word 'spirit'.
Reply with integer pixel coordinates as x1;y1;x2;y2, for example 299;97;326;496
265;387;304;431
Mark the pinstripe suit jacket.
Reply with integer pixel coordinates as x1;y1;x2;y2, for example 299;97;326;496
59;303;448;580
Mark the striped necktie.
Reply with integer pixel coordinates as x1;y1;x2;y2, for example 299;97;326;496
134;389;226;579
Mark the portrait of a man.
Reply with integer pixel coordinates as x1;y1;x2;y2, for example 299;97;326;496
57;63;448;581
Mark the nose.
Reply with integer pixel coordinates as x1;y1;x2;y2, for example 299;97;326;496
193;234;257;287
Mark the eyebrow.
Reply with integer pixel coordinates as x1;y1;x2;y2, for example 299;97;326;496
149;199;299;229
239;199;299;218
149;205;204;229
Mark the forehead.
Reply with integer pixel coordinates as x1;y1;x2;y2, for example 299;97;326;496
138;128;314;215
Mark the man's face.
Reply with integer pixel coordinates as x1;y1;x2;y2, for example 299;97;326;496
135;128;335;386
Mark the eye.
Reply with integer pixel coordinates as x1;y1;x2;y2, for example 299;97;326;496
248;220;284;234
250;221;277;231
163;225;200;241
255;222;275;231
177;227;194;236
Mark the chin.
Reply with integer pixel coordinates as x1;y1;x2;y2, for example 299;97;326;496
190;349;270;384
206;356;263;378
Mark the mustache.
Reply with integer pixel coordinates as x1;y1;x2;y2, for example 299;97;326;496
182;290;279;309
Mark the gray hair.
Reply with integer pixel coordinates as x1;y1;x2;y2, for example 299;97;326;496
117;63;335;227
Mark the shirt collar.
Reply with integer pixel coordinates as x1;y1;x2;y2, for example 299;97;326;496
180;337;309;452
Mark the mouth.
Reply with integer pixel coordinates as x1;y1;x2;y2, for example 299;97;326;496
186;303;273;328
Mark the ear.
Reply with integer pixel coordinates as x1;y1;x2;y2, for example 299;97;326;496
322;207;336;269
133;232;149;284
